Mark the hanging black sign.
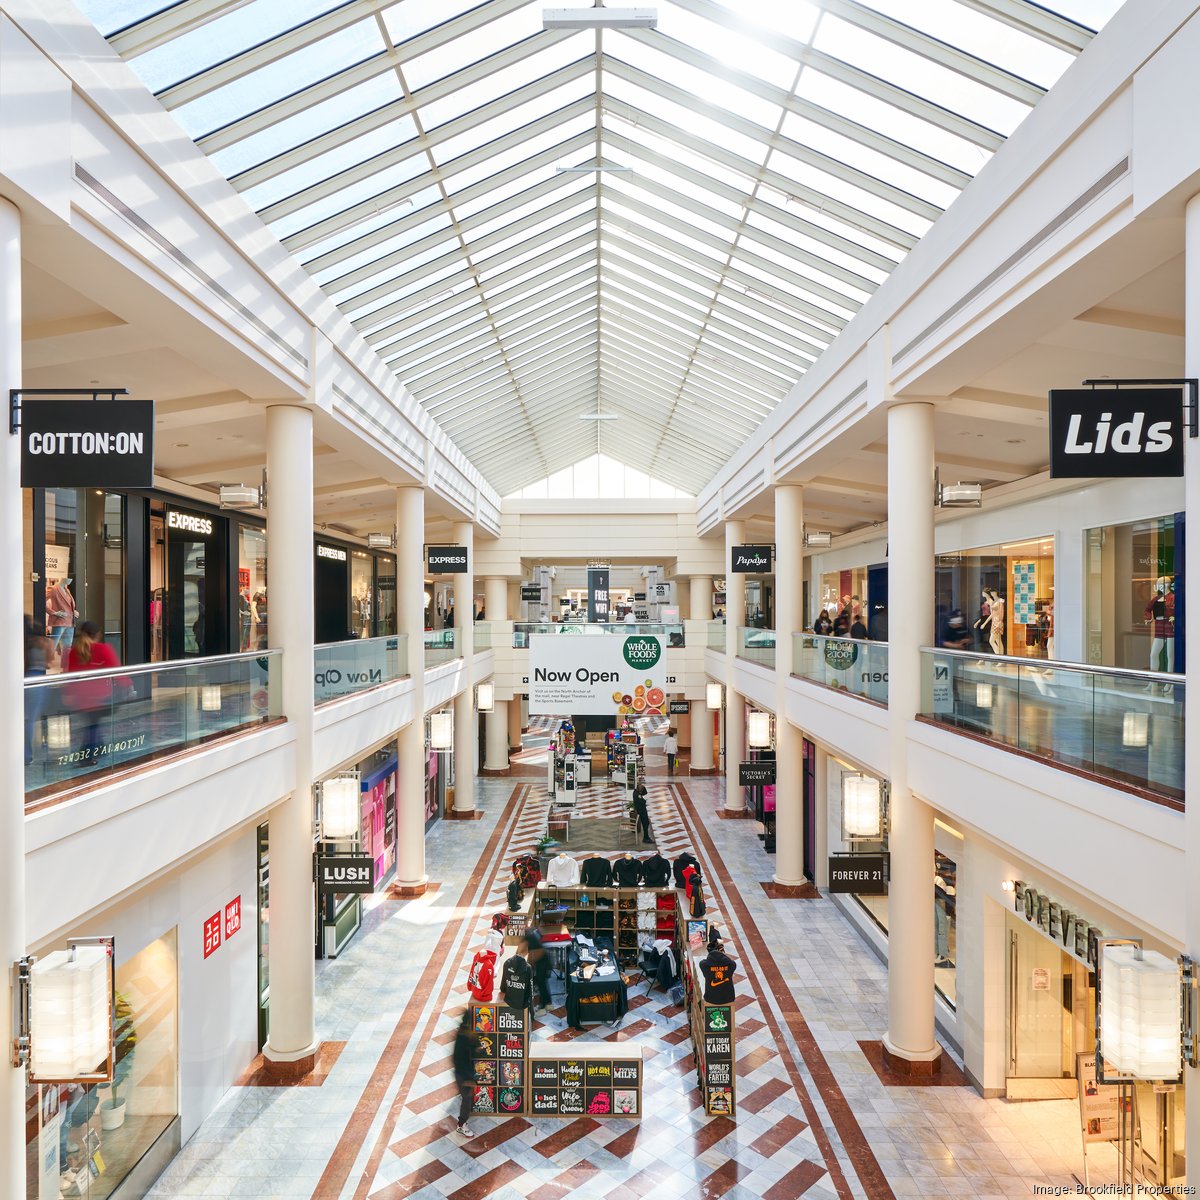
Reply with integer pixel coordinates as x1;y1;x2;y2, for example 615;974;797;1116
731;545;772;572
669;700;689;715
587;567;610;623
20;398;154;488
427;545;468;573
739;761;776;787
1048;388;1183;478
828;853;888;895
521;584;542;602
316;854;375;894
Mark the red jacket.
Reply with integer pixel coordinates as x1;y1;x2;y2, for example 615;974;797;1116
682;865;699;900
64;643;122;711
467;949;497;1002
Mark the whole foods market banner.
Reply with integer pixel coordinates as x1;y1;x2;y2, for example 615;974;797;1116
529;633;667;716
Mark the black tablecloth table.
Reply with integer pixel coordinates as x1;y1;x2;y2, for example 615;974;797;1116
565;971;629;1028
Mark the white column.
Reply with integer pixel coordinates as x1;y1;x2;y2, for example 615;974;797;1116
1183;190;1200;1184
690;576;712;622
690;701;714;771
774;484;805;885
452;521;476;812
883;400;941;1071
0;199;24;1198
725;520;746;810
264;403;318;1067
483;577;508;771
396;485;426;888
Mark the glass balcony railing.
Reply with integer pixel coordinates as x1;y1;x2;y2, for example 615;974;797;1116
920;649;1184;804
793;634;889;704
736;627;776;669
511;622;685;648
24;650;282;804
314;635;407;704
707;620;727;650
473;622;493;650
424;628;458;666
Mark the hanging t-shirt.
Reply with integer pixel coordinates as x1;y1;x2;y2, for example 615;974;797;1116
546;855;581;887
499;955;533;1009
672;853;699;888
699;948;736;1004
639;854;671;887
612;856;642;887
580;856;613;887
467;949;497;1002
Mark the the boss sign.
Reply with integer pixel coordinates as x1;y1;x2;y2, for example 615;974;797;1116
1048;388;1184;478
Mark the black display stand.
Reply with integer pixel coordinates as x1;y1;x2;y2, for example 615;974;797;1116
470;1004;529;1117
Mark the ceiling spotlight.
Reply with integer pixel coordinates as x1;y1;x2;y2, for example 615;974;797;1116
367;531;396;549
934;469;982;508
543;7;657;29
219;482;264;510
803;530;832;548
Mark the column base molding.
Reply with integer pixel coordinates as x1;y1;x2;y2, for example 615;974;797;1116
479;766;511;776
389;881;432;897
881;1036;943;1077
760;880;822;899
443;809;484;821
688;766;718;775
260;1042;321;1083
717;807;755;819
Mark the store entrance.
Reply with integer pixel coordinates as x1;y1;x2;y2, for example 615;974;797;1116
151;505;230;660
1006;912;1093;1099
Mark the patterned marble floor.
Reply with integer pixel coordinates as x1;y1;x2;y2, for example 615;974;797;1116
145;730;1116;1200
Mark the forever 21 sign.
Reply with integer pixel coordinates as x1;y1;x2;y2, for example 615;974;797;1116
1048;388;1183;478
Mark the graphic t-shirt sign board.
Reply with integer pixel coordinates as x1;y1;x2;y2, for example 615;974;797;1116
528;1054;641;1117
529;633;667;716
471;1004;528;1116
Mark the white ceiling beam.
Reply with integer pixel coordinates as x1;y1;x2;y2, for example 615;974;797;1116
955;0;1092;53
110;0;251;57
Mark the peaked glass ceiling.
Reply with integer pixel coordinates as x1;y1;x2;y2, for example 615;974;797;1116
83;0;1122;495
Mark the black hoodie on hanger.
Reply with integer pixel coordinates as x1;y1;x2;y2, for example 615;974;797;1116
579;855;613;887
612;855;642;887
672;852;700;888
639;853;671;887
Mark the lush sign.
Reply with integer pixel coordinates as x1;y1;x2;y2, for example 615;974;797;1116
529;633;667;716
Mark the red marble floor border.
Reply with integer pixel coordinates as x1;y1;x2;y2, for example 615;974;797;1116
236;1041;346;1088
310;784;529;1200
672;783;897;1200
859;1040;967;1087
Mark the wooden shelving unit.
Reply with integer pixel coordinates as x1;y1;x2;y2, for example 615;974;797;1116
535;884;678;966
680;903;737;1116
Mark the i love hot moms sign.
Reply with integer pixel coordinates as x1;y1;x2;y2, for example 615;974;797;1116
529;633;667;716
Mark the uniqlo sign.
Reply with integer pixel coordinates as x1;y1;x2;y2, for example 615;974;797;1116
203;912;222;959
225;896;242;939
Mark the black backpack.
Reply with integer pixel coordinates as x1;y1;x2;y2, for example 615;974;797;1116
690;877;706;919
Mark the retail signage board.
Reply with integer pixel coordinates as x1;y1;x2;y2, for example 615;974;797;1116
316;854;375;894
202;912;222;959
738;761;775;787
521;584;542;601
588;567;610;623
1048;388;1183;478
731;544;772;572
20;398;154;488
471;1004;527;1116
669;700;689;715
529;633;667;716
1010;880;1105;970
1076;1052;1120;1143
529;1056;640;1117
427;544;468;573
828;853;888;895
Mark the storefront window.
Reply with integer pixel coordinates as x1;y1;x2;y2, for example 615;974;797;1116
40;489;126;664
1085;514;1182;672
375;556;396;636
350;550;372;639
816;569;867;634
935;537;1055;658
26;931;178;1199
238;525;268;651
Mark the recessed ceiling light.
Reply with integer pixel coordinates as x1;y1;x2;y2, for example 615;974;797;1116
1006;438;1025;444
172;442;189;448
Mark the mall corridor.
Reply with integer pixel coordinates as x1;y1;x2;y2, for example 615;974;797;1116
142;767;1106;1200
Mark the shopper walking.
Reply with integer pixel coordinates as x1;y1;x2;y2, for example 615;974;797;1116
452;1009;479;1138
663;727;678;776
521;930;552;1012
632;780;652;844
24;614;57;765
64;621;122;761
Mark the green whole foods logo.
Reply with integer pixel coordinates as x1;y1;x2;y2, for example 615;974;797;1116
623;636;661;670
823;639;859;671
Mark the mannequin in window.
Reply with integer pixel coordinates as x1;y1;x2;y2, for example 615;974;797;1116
46;576;77;650
977;589;1004;655
1144;577;1175;674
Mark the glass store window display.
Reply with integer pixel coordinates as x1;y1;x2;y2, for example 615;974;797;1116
351;550;373;638
239;525;268;650
24;931;179;1199
1085;514;1183;672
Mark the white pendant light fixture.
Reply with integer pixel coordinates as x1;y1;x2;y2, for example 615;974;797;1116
1100;941;1181;1081
27;941;113;1082
320;775;360;841
45;715;71;750
430;710;454;752
706;682;723;710
476;681;495;713
201;684;222;712
842;774;884;841
1122;711;1150;748
976;682;993;709
746;710;772;749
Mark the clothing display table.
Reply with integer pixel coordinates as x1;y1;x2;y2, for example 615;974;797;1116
565;969;629;1028
529;1043;643;1117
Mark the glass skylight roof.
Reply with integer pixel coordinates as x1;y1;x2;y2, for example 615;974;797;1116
85;0;1120;495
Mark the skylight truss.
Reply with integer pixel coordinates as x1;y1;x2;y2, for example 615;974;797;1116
89;0;1114;496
